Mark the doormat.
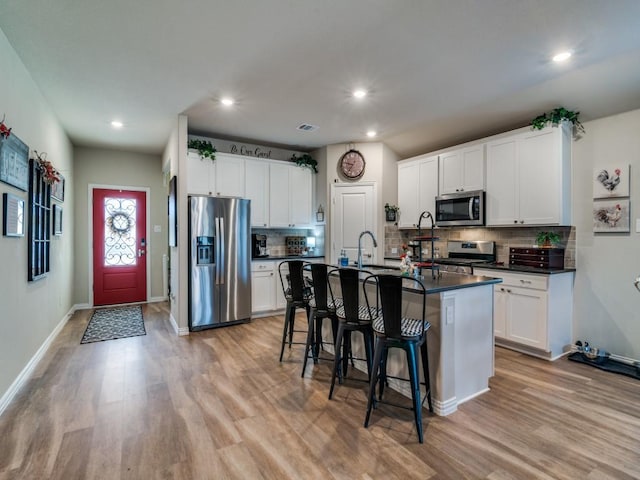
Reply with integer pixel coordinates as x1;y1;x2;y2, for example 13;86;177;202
81;305;146;344
568;352;640;381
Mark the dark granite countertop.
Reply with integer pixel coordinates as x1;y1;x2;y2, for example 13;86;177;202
252;255;325;261
472;264;576;275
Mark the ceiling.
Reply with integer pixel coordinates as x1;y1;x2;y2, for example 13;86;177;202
1;1;640;159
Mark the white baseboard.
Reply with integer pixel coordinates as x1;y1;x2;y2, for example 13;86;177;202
0;306;74;417
169;312;189;336
149;296;168;303
569;344;639;365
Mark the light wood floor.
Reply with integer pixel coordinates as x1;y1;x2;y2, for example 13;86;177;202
1;302;639;479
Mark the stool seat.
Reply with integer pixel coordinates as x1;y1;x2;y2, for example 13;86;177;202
335;304;380;324
372;316;430;339
308;297;343;311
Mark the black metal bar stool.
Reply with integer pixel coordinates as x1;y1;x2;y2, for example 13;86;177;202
328;267;378;400
363;273;433;443
301;264;342;377
278;260;312;362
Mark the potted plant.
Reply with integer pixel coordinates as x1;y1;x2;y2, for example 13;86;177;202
530;107;585;137
291;153;318;173
535;231;561;248
385;203;399;222
188;139;217;161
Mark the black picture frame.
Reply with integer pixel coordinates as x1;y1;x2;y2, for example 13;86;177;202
3;192;25;237
168;175;177;247
51;173;65;202
53;204;63;235
0;133;29;191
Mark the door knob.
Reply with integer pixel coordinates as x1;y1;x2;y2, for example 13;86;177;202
138;249;146;257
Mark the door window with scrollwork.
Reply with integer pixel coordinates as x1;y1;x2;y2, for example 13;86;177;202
103;197;137;266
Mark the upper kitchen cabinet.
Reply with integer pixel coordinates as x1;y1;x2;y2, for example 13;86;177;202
269;163;313;228
245;159;269;227
186;151;245;197
486;124;571;226
439;144;485;194
397;154;438;228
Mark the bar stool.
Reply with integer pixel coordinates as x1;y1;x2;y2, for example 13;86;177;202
278;260;312;362
363;273;433;443
301;264;342;377
328;267;378;400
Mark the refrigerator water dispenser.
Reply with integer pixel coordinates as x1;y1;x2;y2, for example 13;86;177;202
196;236;215;265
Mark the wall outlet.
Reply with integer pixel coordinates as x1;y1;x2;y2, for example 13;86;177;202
391;247;398;254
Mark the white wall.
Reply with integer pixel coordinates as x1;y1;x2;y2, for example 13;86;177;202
0;29;74;400
572;108;640;360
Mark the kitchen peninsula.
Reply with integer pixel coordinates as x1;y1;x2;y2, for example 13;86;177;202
331;270;502;416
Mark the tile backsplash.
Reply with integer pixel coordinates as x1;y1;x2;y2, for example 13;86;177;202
384;225;576;268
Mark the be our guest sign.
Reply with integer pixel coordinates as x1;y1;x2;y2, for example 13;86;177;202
229;143;272;159
189;135;304;162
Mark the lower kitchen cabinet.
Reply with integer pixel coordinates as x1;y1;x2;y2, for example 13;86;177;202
251;258;324;316
474;268;574;360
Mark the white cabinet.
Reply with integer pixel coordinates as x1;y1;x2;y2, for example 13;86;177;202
245;159;269;227
215;153;245;197
397;155;438;228
439;145;485;194
186;151;245;197
269;163;313;228
474;268;574;360
486;125;571;226
252;258;324;316
251;262;276;312
186;151;214;195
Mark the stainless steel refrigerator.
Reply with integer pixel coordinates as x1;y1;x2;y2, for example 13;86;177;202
188;196;251;330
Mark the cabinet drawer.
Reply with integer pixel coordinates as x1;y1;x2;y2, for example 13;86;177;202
500;272;547;290
476;269;548;291
251;261;274;272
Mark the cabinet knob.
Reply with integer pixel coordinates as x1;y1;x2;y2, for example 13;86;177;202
513;220;518;224
520;220;524;224
507;289;512;293
500;287;505;292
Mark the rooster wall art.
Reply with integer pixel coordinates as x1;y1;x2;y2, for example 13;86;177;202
593;200;629;233
593;165;629;198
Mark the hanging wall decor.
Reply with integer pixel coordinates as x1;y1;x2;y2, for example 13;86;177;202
593;164;630;199
2;192;25;237
593;199;630;233
0;132;29;191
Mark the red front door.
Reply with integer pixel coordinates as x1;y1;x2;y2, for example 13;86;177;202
93;188;147;306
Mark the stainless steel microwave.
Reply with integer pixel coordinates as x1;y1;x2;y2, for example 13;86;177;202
435;191;485;226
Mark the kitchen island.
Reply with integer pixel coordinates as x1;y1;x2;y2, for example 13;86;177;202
327;270;502;416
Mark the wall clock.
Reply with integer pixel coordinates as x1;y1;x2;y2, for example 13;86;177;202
339;149;366;179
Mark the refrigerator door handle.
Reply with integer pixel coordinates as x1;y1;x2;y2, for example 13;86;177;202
214;217;220;285
219;216;225;284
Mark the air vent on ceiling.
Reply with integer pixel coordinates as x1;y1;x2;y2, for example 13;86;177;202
296;123;319;132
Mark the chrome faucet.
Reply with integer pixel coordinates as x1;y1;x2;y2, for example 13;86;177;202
357;230;378;269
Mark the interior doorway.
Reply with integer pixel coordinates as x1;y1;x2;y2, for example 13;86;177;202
92;188;148;306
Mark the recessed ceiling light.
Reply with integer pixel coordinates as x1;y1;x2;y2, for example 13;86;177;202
552;51;572;62
221;97;234;106
111;120;123;128
353;89;367;99
366;130;377;138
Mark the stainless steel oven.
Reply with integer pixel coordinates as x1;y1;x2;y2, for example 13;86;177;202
435;190;485;227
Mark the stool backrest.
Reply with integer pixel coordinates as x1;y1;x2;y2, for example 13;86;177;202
309;263;335;310
278;260;306;302
367;274;427;339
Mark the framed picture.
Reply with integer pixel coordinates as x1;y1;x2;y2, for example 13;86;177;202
593;199;630;233
51;173;65;202
2;192;25;237
168;175;177;247
593;165;630;198
53;204;63;235
0;133;29;191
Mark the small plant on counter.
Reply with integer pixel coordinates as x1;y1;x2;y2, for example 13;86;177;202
291;153;318;173
530;107;585;137
535;231;561;248
188;139;217;161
